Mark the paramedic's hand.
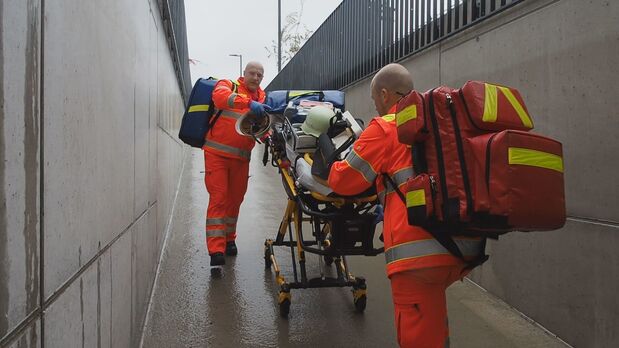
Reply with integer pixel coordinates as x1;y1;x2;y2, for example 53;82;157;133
250;101;271;117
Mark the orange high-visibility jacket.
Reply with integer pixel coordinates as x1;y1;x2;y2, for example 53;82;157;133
328;111;483;277
203;77;266;161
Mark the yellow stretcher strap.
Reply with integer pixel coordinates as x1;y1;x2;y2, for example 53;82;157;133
508;147;563;173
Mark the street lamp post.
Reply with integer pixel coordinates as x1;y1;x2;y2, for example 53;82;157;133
229;53;243;77
278;0;282;72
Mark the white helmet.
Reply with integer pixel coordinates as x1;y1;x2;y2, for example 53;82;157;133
300;106;335;137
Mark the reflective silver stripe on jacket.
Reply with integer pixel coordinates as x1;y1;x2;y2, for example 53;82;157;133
344;150;377;183
220;110;243;120
227;93;238;108
224;217;237;224
204;140;251;160
206;228;226;237
206;218;227;226
385;238;483;265
378;166;413;204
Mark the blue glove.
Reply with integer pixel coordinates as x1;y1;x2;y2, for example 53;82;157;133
249;101;271;117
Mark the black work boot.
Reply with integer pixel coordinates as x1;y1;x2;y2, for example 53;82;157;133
225;241;238;256
210;252;225;266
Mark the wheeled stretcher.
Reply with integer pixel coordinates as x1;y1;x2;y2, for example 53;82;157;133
260;92;383;317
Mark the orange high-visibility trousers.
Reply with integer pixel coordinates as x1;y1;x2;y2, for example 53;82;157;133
390;265;469;348
204;151;250;254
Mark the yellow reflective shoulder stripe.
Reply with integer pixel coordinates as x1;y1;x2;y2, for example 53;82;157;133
497;86;533;129
381;113;396;122
406;189;425;208
396;105;417;127
482;83;533;128
482;83;498;123
189;104;209;113
508;147;563;173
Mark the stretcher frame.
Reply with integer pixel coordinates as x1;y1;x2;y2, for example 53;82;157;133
263;119;383;317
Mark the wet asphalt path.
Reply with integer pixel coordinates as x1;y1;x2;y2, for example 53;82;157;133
140;148;569;348
140;148;396;347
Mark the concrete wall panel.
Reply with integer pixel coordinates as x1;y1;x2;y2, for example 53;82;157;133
0;0;40;340
2;0;185;345
44;250;112;348
6;319;40;348
110;229;132;348
343;79;374;123
133;0;152;219
131;207;158;346
43;0;137;297
148;8;160;210
470;219;619;347
344;47;441;124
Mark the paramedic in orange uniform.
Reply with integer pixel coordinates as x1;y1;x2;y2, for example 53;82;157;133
203;61;270;266
328;63;484;347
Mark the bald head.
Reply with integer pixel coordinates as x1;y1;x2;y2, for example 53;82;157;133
243;61;264;92
370;63;414;115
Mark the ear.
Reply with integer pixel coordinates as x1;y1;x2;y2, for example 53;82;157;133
380;88;389;104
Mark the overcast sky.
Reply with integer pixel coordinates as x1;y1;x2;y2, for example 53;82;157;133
184;0;342;87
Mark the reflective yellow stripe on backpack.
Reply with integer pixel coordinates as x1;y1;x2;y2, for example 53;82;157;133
188;104;210;113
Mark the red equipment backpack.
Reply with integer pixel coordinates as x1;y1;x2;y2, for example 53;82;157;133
394;81;566;246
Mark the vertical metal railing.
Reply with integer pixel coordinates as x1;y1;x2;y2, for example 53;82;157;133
158;0;192;102
267;0;524;91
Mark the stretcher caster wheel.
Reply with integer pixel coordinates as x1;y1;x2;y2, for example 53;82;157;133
278;288;291;317
353;277;367;312
264;245;272;269
324;255;334;266
353;294;367;312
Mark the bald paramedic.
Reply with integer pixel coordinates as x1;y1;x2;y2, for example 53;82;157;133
203;61;270;266
328;63;484;347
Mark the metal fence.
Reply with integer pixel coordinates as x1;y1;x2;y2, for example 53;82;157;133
158;0;192;102
267;0;524;91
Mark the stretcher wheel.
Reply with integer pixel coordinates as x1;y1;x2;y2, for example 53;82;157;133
353;277;367;312
264;245;272;269
278;289;291;317
324;255;334;266
353;294;367;312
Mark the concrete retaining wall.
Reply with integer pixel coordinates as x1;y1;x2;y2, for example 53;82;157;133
0;0;186;346
344;0;619;346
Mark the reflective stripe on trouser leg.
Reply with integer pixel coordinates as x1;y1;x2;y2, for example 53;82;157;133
204;151;230;254
225;224;236;242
